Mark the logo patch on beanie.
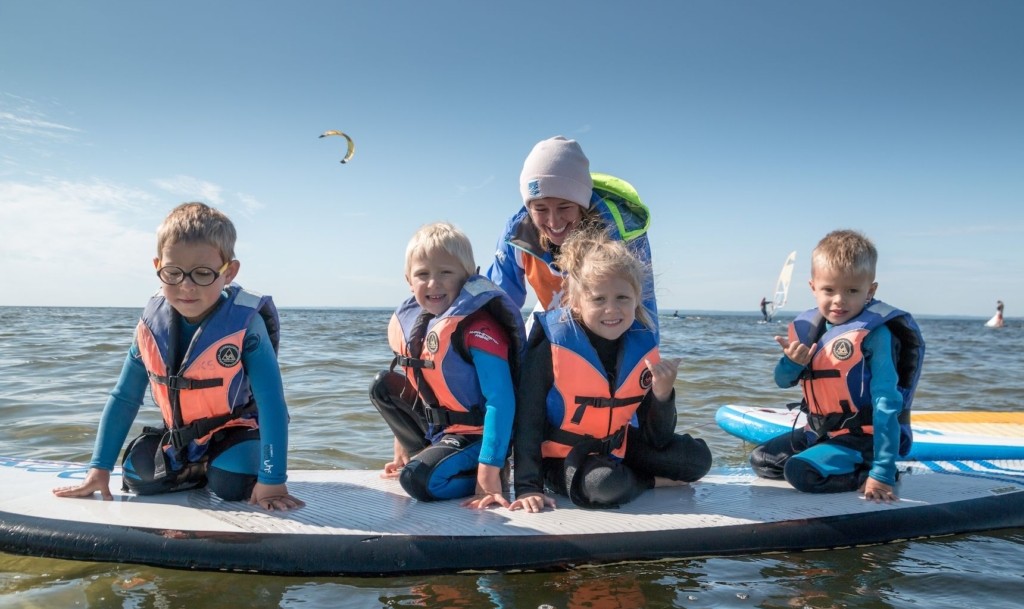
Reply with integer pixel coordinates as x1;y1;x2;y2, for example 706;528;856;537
216;344;241;367
527;180;541;198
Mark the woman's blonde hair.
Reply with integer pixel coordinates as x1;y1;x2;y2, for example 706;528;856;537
557;225;654;329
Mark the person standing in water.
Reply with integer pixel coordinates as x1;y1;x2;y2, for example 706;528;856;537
988;300;1006;328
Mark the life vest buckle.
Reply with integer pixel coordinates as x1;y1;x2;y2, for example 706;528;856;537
151;372;224;391
597;428;626;454
396;355;434;370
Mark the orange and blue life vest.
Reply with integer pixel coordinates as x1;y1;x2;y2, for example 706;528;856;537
536;309;659;460
518;252;562;314
387;276;525;437
788;300;924;455
135;285;280;462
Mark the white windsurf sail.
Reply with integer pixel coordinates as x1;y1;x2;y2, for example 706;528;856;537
768;251;797;321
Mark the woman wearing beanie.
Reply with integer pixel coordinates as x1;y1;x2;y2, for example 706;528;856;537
485;136;658;330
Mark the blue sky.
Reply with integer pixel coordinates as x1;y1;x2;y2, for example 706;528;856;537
2;1;1021;317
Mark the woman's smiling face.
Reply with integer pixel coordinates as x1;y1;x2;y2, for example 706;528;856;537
527;197;584;246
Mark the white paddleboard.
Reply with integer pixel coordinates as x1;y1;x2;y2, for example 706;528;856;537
2;456;1024;575
716;405;1024;461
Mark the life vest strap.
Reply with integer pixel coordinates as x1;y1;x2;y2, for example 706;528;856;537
547;425;626;456
571;394;644;425
805;406;872;440
394;355;435;370
148;372;224;391
167;402;258;450
827;425;875;439
804;369;841;380
423;405;484;428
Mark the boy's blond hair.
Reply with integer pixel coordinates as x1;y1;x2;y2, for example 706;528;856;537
812;229;877;278
557;225;654;329
404;222;476;278
156;202;236;262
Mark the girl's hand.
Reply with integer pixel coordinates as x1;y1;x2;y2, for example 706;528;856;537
508;492;556;513
645;357;681;402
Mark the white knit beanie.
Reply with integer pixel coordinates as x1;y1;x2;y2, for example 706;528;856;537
519;136;593;209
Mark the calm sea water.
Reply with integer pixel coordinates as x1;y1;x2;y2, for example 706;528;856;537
0;306;1022;609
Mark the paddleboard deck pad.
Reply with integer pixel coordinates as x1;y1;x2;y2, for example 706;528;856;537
717;405;1024;461
2;456;1024;576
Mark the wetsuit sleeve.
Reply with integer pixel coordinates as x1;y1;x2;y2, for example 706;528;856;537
470;349;515;467
863;325;902;486
636;388;678;450
463;313;515;467
512;331;553;497
485;222;527;308
242;312;290;486
90;345;149;471
774;356;805;388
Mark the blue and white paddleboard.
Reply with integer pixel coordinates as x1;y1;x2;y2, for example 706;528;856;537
716;405;1024;461
2;455;1024;576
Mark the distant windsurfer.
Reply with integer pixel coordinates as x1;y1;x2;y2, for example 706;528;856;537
988;300;1005;328
760;297;769;322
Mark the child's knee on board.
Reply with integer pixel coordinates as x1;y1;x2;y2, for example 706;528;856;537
676;435;712;481
636;434;713;482
399;440;479;501
782;455;868;493
370;370;414;406
122;435;205;496
749;440;792;480
577;455;644;507
206;466;256;501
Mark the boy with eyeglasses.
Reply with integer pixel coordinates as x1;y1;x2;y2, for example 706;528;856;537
53;202;304;511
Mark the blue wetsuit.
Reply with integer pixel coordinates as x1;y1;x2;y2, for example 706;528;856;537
91;296;290;487
755;323;903;492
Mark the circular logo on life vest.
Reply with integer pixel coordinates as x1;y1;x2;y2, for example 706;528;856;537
425;331;439;354
639;368;654;390
831;338;854;361
216;344;241;367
